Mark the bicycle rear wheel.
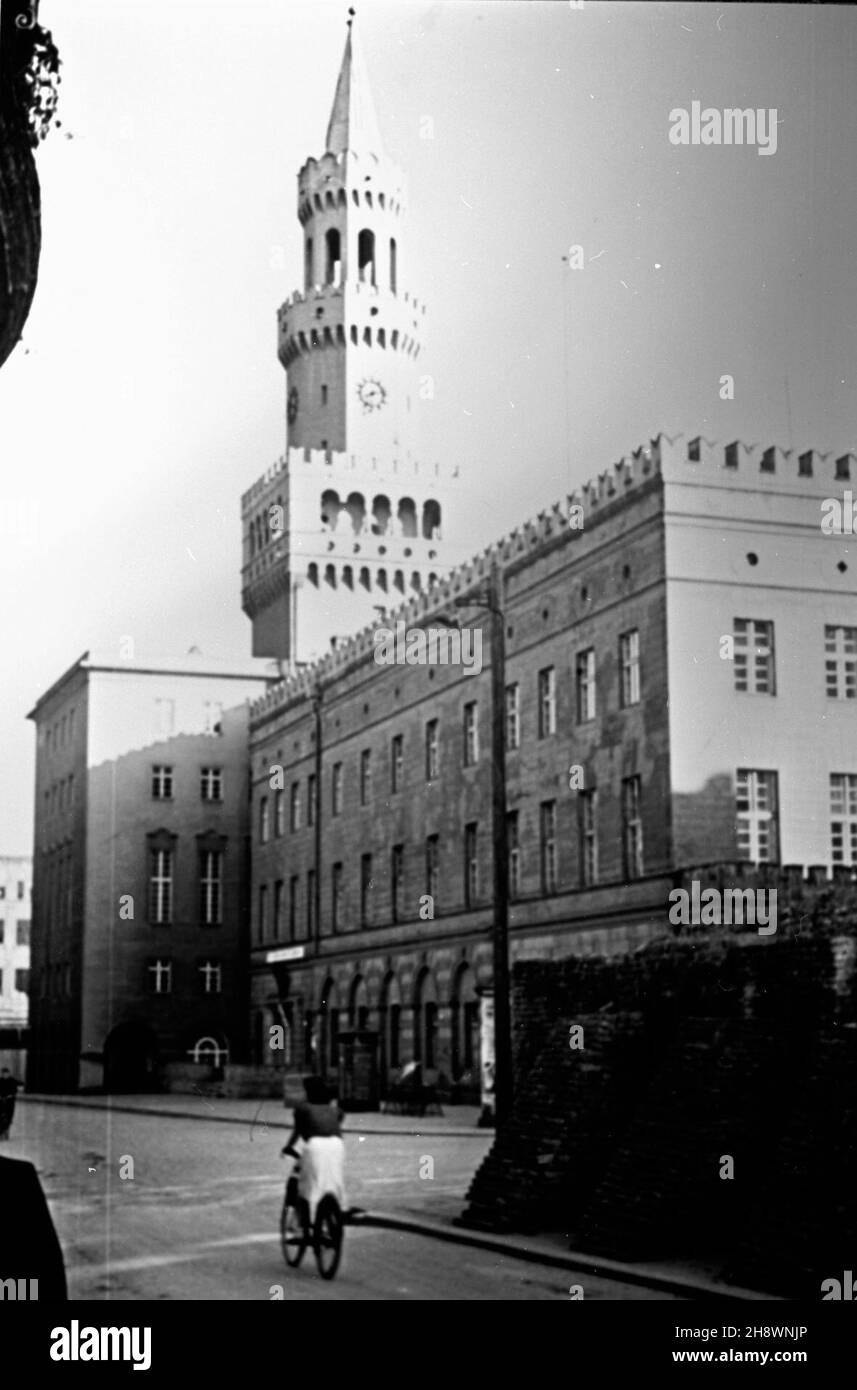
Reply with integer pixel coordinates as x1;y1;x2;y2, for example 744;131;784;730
313;1195;344;1281
281;1192;309;1268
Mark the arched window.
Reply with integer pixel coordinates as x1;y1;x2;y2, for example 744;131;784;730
349;975;369;1030
422;499;442;540
324;563;337;588
410;571;421;592
304;237;313;291
397;497;417;538
188;1035;229;1067
358;228;376;285
377;568;388;593
359;566;371;590
318;978;338;1079
325;227;342;285
379;972;402;1090
342;565;353;590
389;237;397;294
307;562;319;586
345;492;366;534
413;969;439;1070
371;494;391;536
393;570;405;593
321;488;342;531
451;965;479;1082
428;572;438;586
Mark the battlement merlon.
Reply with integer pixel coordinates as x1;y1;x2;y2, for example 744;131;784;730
297;149;407;213
277;283;426;321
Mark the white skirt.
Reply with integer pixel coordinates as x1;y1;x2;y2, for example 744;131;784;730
298;1136;347;1223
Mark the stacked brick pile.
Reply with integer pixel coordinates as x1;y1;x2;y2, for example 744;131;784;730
461;866;857;1294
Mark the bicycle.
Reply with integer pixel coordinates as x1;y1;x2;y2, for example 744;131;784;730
280;1151;344;1281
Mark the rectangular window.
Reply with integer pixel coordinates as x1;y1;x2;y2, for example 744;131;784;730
0;921;4;943
307;869;316;938
200;767;222;802
425;720;439;780
199;960;222;995
425;835;439;905
622;776;644;879
538;667;556;738
149;848;173;924
391;844;404;923
290;783;301;831
576;648;596;722
152;765;173;800
464;823;478;908
332;763;343;817
733;619;775;695
16;920;30;946
273;789;285;837
391;736;404;793
580;790;598;887
148;959;172;994
289;876;299;941
258;884;268;941
825;625;857;700
15;968;29;993
507;812;520;900
360;854;373;927
505;683;520;751
200;850;222;926
273;880;284;938
463;703;479;767
735;769;779;864
830;773;857;866
620;631;641;707
540;800;557;893
260;796;270;843
360;750;372;805
332;862;343;931
308;773;317;826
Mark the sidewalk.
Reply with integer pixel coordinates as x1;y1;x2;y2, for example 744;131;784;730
20;1090;484;1137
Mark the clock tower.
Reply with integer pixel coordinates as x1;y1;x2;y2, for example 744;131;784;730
241;13;461;667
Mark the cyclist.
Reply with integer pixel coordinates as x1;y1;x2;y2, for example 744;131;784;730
281;1076;347;1225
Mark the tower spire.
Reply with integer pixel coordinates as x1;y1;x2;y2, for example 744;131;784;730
325;10;384;160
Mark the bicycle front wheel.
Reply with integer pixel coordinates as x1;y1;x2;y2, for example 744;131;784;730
281;1194;309;1268
313;1195;344;1281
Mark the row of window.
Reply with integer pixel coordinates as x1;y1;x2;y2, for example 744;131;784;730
152;766;223;801
145;959;223;995
0;968;29;995
687;436;852;478
0;881;27;900
43;707;76;754
737;622;855;699
0;919;30;945
43;774;76;819
257;640;641;839
254;770;857;943
256;778;641;943
148;847;224;926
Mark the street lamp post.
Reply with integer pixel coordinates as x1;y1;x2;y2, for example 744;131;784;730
455;558;512;1128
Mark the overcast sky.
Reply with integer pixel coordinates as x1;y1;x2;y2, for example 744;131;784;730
1;0;855;854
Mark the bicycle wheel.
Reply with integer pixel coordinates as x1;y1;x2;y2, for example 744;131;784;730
281;1192;309;1268
313;1194;344;1281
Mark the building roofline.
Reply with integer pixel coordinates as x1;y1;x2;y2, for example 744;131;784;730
27;651;278;721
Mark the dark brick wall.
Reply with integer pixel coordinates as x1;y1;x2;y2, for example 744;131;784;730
462;866;857;1295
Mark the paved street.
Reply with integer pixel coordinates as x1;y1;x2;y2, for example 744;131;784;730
7;1099;681;1300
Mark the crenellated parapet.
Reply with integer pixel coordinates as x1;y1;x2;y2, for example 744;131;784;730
297;148;407;223
249;430;857;724
278;281;425;368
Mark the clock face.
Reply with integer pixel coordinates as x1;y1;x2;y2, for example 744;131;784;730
357;378;386;413
287;387;299;424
